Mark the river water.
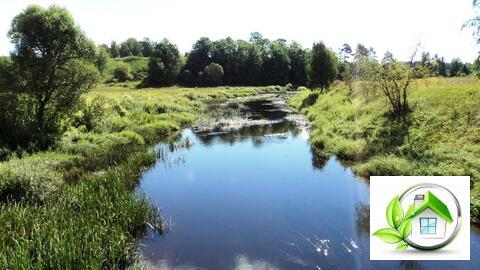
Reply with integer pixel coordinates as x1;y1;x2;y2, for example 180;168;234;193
138;96;479;270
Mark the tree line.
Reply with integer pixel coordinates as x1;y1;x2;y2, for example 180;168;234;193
116;34;334;88
103;36;474;89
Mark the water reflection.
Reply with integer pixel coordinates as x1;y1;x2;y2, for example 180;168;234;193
139;97;480;270
355;203;370;236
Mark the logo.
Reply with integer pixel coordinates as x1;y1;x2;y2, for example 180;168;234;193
370;176;470;260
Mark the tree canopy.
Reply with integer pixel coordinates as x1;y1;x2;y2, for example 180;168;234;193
6;4;99;147
146;39;181;86
308;42;338;91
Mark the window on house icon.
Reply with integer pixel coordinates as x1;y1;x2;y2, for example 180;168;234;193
420;218;437;234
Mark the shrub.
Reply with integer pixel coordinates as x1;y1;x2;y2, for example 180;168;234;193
72;97;106;131
201;62;224;86
300;92;319;109
113;62;133;82
133;121;179;143
117;130;145;146
0;153;69;204
354;155;412;177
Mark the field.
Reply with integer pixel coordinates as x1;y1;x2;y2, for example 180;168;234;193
290;77;480;223
0;83;285;269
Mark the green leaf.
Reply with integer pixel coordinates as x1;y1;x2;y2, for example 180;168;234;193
373;228;403;243
398;218;412;238
386;196;404;229
396;241;409;250
404;203;415;220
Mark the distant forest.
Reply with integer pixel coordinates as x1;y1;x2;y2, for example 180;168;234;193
98;33;475;88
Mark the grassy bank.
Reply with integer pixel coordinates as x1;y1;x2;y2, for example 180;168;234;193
290;77;480;223
0;84;284;269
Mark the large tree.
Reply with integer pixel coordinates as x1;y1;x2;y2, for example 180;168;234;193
182;37;213;82
308;42;338;91
449;58;463;77
263;40;291;85
110;41;120;58
8;5;98;145
288;42;308;86
146;39;181;86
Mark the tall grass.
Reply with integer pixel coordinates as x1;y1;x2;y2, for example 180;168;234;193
0;84;280;268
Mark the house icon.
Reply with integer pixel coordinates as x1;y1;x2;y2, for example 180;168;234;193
408;191;453;240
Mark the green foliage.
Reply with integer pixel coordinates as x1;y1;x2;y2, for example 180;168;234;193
201;62;224;86
133;121;179;143
178;34;309;87
0;151;163;269
7;5;99;148
308;42;338;91
113;62;133;82
359;54;414;116
449;58;464;77
119;38;141;57
263;40;291;85
109;41;120;58
288;42;308;86
146;39;181;86
0;56;15;90
95;45;110;73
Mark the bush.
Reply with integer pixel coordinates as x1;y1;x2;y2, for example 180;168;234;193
133;121;179;143
201;62;224;86
472;197;480;224
354;155;412;177
300;92;319;109
113;62;133;82
0;153;69;204
0;93;41;150
117;130;145;146
72;97;106;131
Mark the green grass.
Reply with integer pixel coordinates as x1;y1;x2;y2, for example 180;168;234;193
0;84;282;269
290;77;480;223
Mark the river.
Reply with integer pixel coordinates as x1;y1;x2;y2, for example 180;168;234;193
137;95;479;270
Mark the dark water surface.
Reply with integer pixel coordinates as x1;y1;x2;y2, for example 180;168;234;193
138;98;480;270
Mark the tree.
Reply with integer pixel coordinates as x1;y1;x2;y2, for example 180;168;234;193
462;64;471;75
449;58;463;77
125;38;141;56
308;42;338;91
95;46;110;73
146;39;181;86
182;37;213;83
263;40;291;85
110;41;120;58
288;42;308;86
211;37;239;84
201;62;224;86
140;38;154;57
434;55;448;77
120;42;130;57
360;54;414;116
238;41;263;85
0;57;15;90
8;5;98;146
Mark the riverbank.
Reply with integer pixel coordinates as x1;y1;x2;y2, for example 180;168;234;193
289;77;480;224
0;84;286;269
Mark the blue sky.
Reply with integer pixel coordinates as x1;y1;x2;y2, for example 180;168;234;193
0;0;478;62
